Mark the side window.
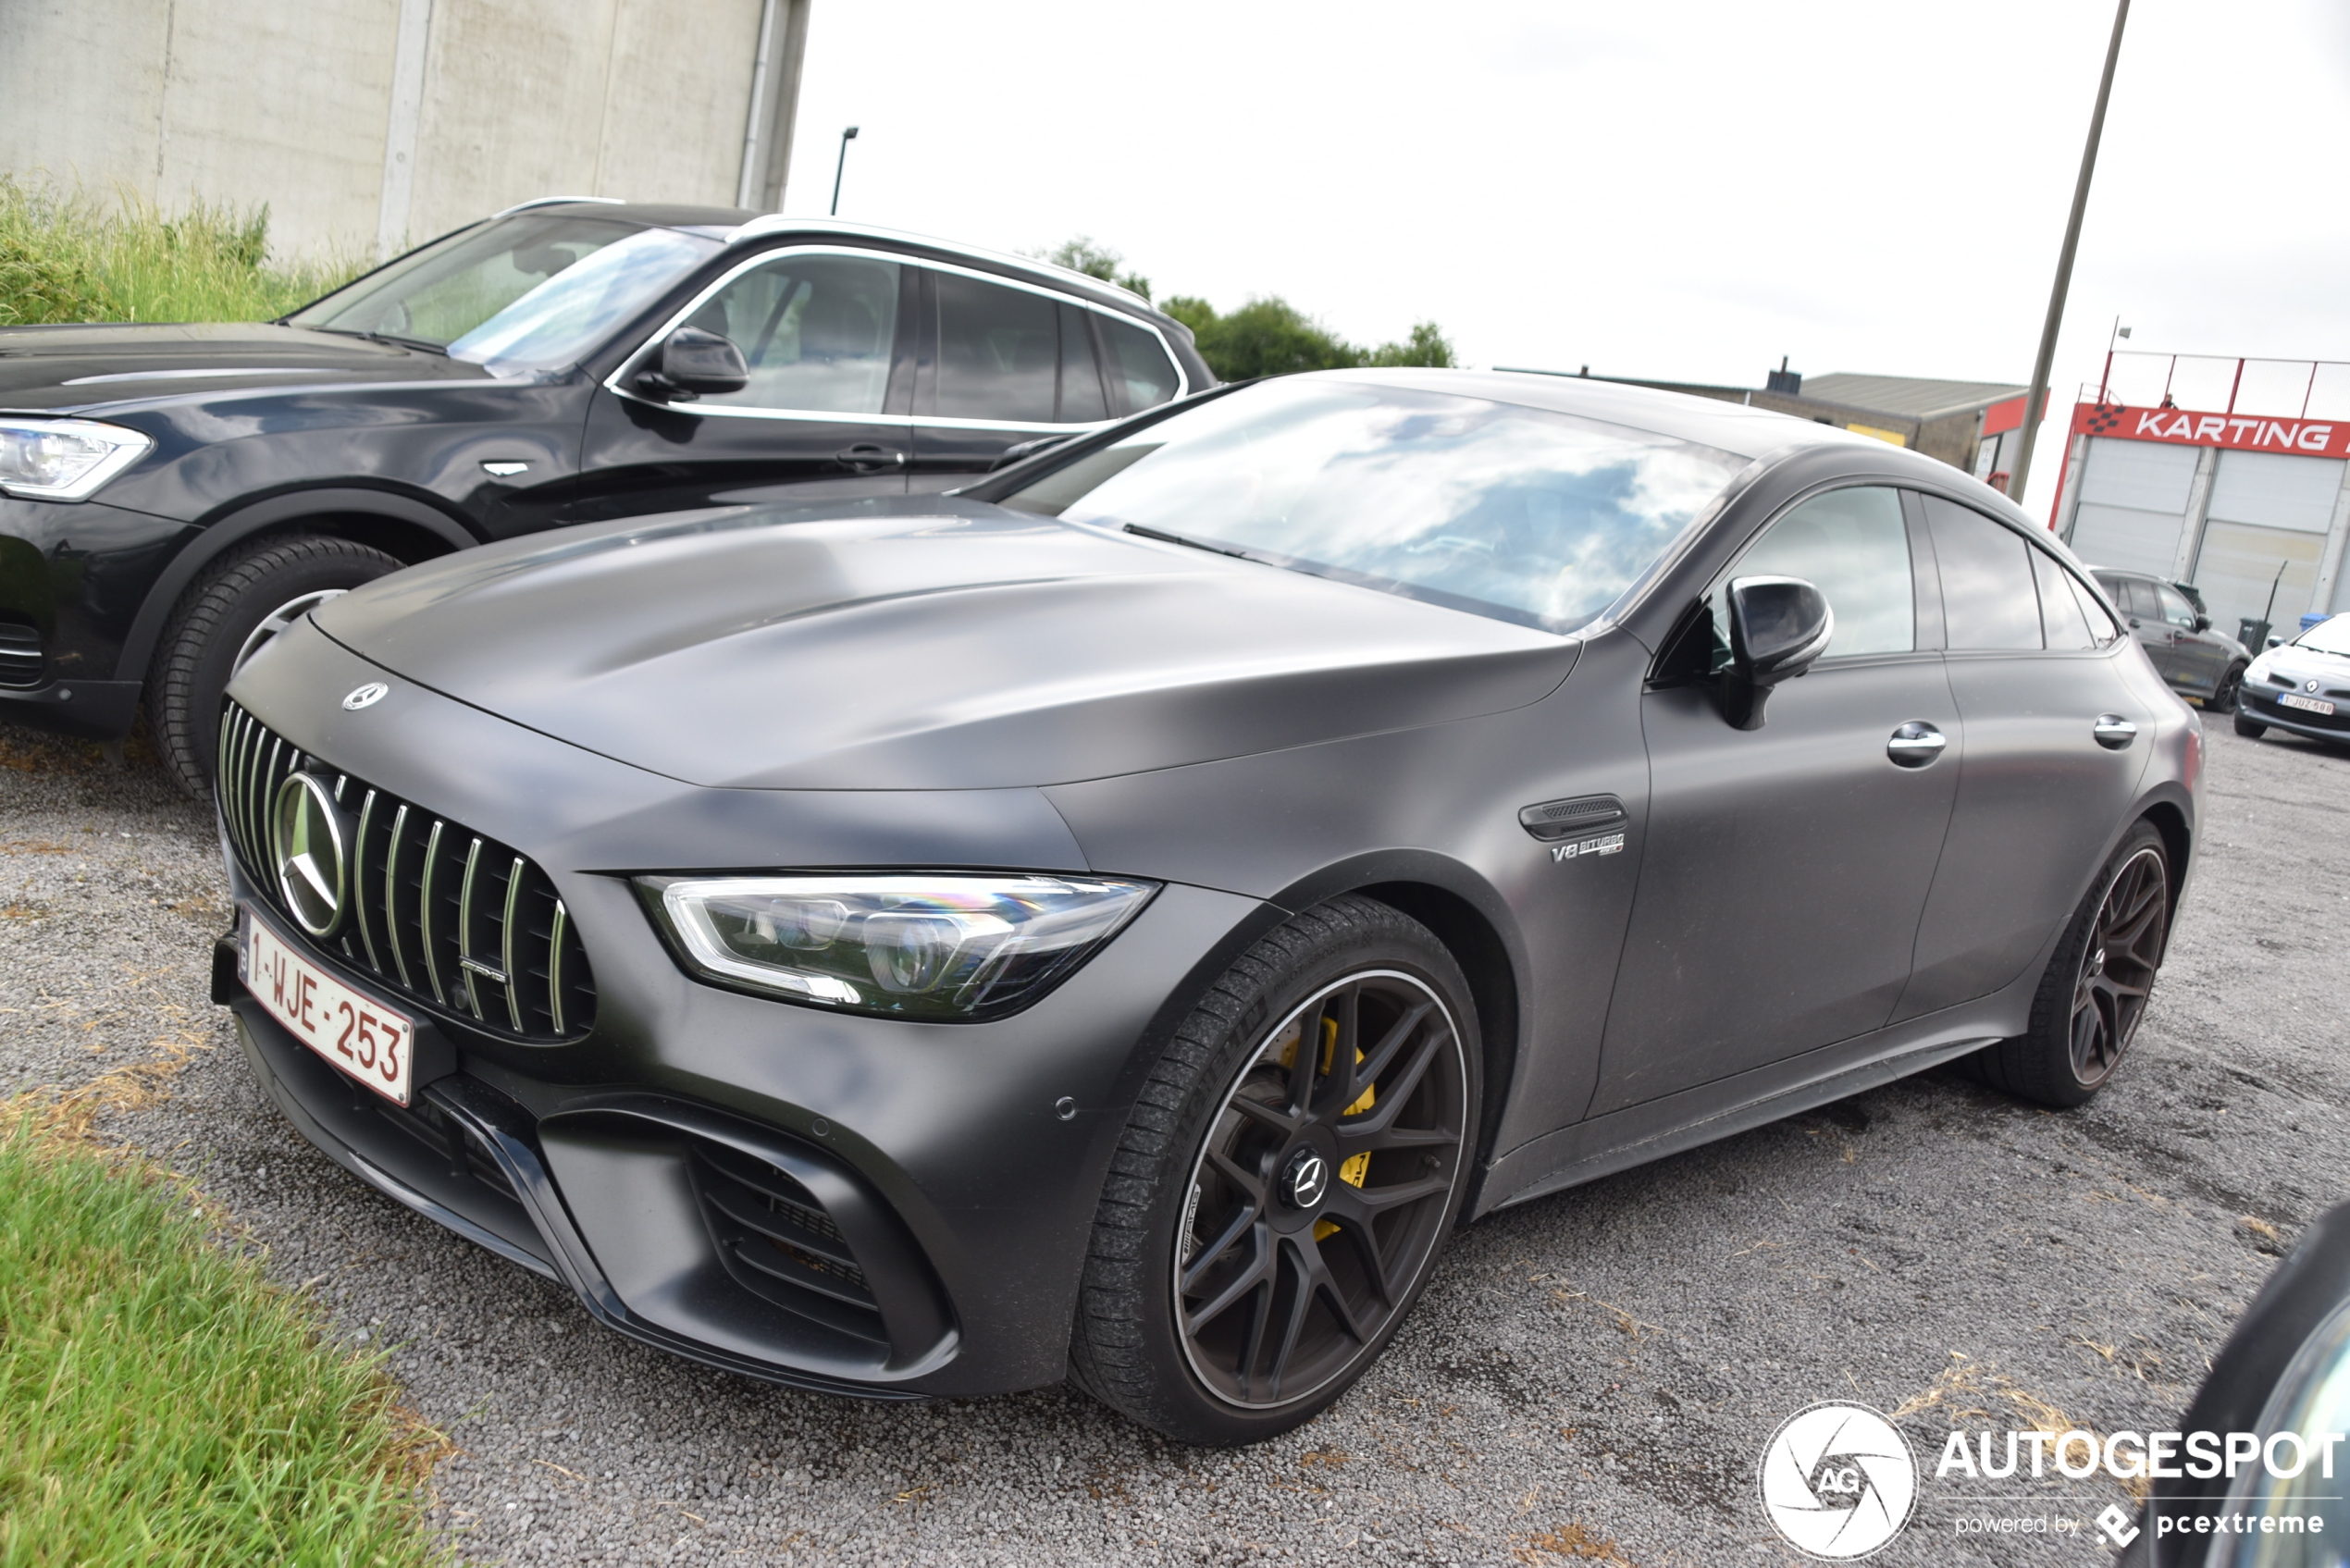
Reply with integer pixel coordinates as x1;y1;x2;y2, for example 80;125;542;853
1097;314;1181;414
1922;496;2044;650
2035;549;2100;650
936;272;1059;424
2155;583;2200;630
682;253;899;414
1707;486;1915;666
1057;303;1108;425
2071;573;2121;644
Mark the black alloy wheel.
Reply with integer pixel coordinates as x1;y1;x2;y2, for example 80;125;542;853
2209;662;2245;715
1070;896;1479;1444
1972;821;2171;1108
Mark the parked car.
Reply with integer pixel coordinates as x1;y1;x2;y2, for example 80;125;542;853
2092;568;2252;712
213;370;2199;1443
0;199;1206;795
2123;1202;2350;1562
2234;612;2350;746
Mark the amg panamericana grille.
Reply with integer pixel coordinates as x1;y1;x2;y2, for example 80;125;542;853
217;700;595;1040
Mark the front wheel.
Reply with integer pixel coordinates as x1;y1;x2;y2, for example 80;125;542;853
1070;895;1480;1444
1971;821;2170;1108
2234;710;2269;739
2209;661;2246;715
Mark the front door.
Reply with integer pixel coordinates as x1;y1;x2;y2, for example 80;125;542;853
1594;485;1962;1115
571;249;914;525
1898;498;2152;1018
2152;580;2224;696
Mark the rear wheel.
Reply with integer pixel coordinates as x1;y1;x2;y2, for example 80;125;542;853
146;534;402;798
1070;895;1480;1444
1972;821;2170;1108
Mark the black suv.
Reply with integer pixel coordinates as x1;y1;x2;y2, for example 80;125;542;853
0;200;1208;793
2090;568;2251;712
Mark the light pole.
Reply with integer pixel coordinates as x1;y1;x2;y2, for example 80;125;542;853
2009;0;2131;506
830;125;859;216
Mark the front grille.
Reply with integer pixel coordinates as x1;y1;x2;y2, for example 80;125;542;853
0;623;40;688
217;700;596;1041
689;1139;887;1344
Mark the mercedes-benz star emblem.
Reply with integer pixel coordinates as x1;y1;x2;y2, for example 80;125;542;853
271;772;350;937
1281;1148;1330;1210
342;682;390;710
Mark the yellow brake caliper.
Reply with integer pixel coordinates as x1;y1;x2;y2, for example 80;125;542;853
1278;1016;1374;1241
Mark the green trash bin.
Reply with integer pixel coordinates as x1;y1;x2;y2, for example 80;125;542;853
2240;617;2272;648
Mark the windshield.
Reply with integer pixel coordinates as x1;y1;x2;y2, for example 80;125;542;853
1002;377;1748;632
2294;613;2350;658
287;216;720;374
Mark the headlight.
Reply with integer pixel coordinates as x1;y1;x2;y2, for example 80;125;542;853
0;417;154;500
2247;654;2275;684
639;873;1158;1022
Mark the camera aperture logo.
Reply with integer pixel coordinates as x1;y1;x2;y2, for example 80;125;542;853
1759;1402;1920;1560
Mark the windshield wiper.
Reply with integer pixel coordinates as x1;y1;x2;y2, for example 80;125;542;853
1123;522;1256;562
306;326;449;356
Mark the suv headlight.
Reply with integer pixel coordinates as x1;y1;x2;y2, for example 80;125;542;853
638;873;1158;1022
0;418;154;500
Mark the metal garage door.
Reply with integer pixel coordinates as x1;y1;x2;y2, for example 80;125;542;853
2065;438;2199;576
2192;451;2345;640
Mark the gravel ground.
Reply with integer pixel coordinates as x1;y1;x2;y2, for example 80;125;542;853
3;713;2345;1566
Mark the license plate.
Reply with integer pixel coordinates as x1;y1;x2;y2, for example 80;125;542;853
2278;692;2336;715
241;905;414;1105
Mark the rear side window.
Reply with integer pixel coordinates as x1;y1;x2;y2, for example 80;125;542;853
1097;314;1181;414
1923;496;2043;650
936;272;1060;423
2035;549;2100;650
1719;487;1915;661
683;253;900;414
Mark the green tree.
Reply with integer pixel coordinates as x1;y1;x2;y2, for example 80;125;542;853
1364;320;1457;368
1033;235;1152;300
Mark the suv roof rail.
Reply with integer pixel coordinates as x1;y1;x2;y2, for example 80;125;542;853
493;195;627;217
724;215;1156;312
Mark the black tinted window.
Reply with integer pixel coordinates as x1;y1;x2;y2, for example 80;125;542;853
1718;487;1914;661
1057;303;1107;424
685;253;899;414
1923;496;2043;649
1097;314;1181;413
936;273;1059;423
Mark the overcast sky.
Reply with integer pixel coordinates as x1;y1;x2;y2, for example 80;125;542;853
778;0;2350;514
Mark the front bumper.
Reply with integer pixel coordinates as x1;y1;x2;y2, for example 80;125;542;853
0;494;192;738
216;623;1268;1398
2239;685;2350;746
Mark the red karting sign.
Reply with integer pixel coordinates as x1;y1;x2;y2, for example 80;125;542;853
2072;401;2349;458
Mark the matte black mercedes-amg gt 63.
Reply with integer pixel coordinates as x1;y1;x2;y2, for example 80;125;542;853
213;369;2201;1443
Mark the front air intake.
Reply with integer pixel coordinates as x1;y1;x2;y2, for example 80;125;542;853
216;700;596;1042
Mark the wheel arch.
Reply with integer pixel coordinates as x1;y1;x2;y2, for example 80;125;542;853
113;487;478;682
2137;794;2193;918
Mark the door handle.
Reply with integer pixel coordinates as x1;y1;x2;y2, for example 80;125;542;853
2093;713;2138;749
1886;720;1947;768
835;443;907;470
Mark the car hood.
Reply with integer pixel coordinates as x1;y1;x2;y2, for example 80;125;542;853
308;500;1581;790
0;322;492;412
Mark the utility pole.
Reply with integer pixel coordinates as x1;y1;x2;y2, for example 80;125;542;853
2009;0;2131;504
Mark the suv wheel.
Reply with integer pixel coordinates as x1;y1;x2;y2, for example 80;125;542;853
1971;821;2170;1108
147;534;402;797
1070;895;1480;1444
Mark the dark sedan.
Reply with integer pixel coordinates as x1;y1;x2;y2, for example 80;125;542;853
0;200;1204;795
214;370;2201;1443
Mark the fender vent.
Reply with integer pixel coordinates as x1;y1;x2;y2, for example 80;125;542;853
1518;794;1627;841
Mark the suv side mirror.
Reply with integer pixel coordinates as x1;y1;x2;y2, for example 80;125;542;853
636;327;748;400
2195;612;2212;633
1721;575;1833;731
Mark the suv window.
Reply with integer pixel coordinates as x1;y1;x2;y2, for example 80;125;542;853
1711;486;1914;662
1057;303;1108;425
683;253;900;414
2155;582;2200;630
1923;496;2042;649
1097;314;1181;414
936;272;1060;424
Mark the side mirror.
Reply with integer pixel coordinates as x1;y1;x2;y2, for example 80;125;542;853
2268;635;2285;649
1720;575;1833;731
635;327;748;400
2195;612;2212;633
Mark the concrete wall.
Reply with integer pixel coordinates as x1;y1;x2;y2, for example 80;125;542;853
0;0;803;263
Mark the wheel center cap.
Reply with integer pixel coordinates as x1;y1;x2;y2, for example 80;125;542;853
2089;947;2107;977
1280;1146;1330;1210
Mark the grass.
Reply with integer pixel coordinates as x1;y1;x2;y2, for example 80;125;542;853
0;178;367;327
0;1108;451;1565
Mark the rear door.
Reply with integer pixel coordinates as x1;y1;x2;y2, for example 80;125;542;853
1594;484;1962;1114
1897;497;2150;1019
571;248;914;524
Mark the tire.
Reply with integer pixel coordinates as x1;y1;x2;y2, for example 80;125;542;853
1971;820;2170;1109
146;534;402;798
2209;661;2246;715
2233;710;2268;739
1069;895;1481;1445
